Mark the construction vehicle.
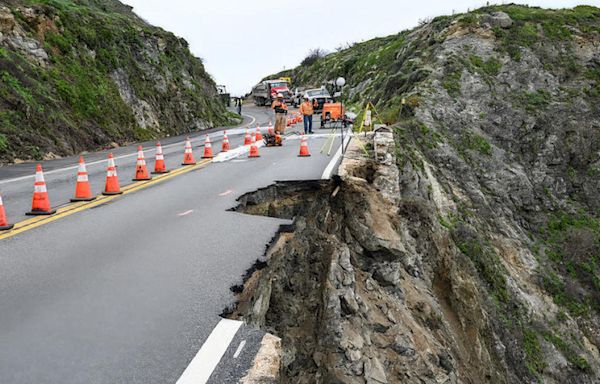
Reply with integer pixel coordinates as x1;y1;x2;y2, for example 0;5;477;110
263;133;283;147
217;85;230;107
300;88;333;112
320;102;349;128
251;79;292;106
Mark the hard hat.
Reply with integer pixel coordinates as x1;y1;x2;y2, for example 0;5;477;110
277;93;283;98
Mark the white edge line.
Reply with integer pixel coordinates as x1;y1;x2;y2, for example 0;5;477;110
212;140;264;163
321;129;352;180
233;340;246;359
0;113;258;185
176;318;243;384
241;113;256;127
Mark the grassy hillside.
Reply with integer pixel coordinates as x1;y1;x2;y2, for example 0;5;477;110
277;4;600;119
0;0;233;163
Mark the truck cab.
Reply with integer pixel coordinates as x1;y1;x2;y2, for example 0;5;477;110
303;88;333;112
252;80;292;106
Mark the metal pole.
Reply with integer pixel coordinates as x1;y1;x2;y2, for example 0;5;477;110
340;85;345;155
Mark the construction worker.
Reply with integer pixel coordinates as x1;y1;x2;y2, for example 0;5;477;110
271;93;288;134
300;96;314;134
235;97;243;115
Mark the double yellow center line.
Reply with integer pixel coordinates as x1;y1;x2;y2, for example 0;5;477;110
0;159;211;241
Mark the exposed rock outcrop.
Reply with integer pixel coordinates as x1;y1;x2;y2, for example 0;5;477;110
229;128;600;383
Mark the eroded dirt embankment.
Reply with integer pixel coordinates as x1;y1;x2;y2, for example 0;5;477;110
224;131;600;384
224;134;495;384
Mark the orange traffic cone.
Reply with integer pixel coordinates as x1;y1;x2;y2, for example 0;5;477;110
255;125;263;141
71;156;95;202
267;121;274;135
249;135;260;158
202;135;214;159
222;131;230;152
152;141;169;174
26;164;56;215
132;146;152;181
103;153;122;195
182;137;196;165
244;128;252;145
298;135;311;157
0;193;13;230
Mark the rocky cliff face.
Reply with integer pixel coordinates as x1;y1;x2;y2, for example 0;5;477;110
230;5;600;383
0;0;232;163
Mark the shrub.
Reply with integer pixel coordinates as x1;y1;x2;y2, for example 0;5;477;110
462;131;493;156
0;133;7;152
442;71;461;97
300;48;328;67
457;237;508;303
523;329;546;375
469;55;502;76
517;90;551;111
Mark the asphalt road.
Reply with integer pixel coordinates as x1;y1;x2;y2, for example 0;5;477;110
0;105;346;383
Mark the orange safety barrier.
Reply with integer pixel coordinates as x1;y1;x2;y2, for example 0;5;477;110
27;164;56;215
255;125;263;141
182;137;196;165
153;142;169;174
298;135;311;157
0;193;14;230
244;128;252;145
103;153;123;195
249;134;260;158
71;156;96;202
222;131;230;152
133;146;152;181
202;135;214;159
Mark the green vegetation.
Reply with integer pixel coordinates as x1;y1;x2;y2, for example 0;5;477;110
585;67;600;96
523;328;546;375
462;131;492;156
516;90;551;112
393;122;423;170
486;5;600;60
0;0;229;162
543;331;590;371
469;55;502;76
0;134;7;151
457;237;509;304
540;212;600;316
442;71;462;97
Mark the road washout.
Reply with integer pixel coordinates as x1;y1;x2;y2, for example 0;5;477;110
222;131;504;383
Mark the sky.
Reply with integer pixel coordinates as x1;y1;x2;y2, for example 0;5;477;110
120;0;600;96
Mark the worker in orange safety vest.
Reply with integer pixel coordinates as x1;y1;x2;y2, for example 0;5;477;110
271;93;288;134
299;96;314;134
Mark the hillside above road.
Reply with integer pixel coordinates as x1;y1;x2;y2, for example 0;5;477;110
0;0;233;163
